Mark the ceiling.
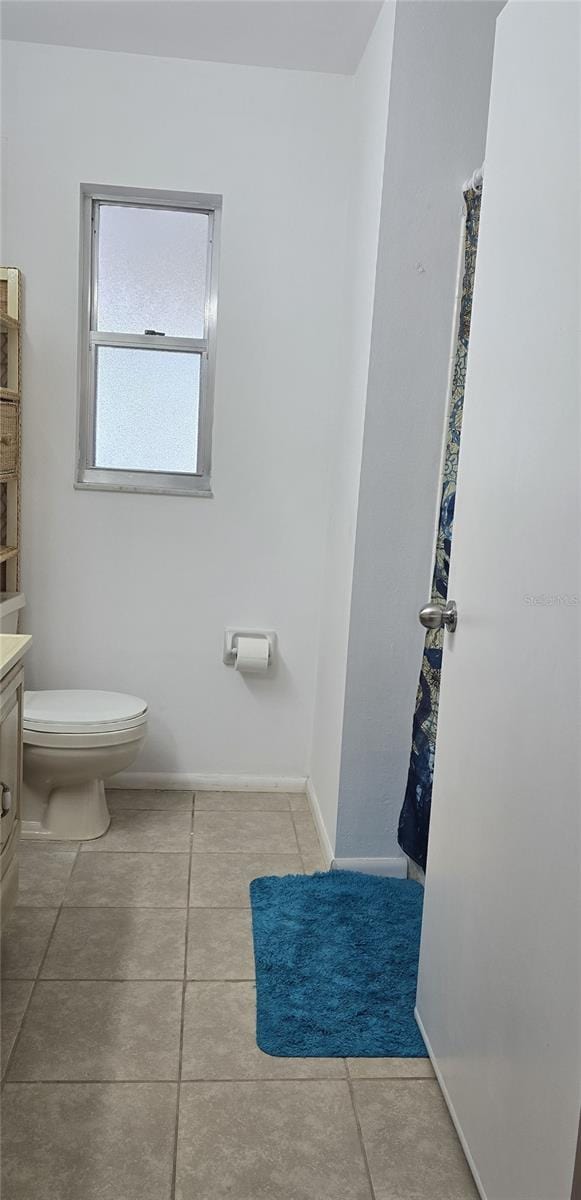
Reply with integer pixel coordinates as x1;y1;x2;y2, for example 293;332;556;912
0;0;384;74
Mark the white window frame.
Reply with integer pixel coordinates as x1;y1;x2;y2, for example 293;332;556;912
76;183;221;496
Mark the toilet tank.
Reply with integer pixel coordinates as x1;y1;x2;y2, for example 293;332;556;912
0;593;26;635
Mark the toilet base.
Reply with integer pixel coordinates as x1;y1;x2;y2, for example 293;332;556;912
22;728;146;842
21;779;111;841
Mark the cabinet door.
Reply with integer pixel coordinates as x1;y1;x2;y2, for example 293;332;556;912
0;668;23;854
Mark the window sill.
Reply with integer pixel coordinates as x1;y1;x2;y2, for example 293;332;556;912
75;467;213;498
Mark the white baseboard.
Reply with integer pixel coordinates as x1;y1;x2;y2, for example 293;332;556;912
414;1008;487;1200
332;856;408;878
109;772;307;793
305;778;334;868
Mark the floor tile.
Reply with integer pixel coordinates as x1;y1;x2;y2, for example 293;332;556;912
107;788;193;812
63;852;190;908
292;811;328;870
347;1057;435;1079
289;793;309;812
1;1083;177;1199
195;791;292;812
301;851;328;873
41;908;187;979
187;909;254;979
16;847;77;907
292;811;323;857
176;1081;373;1200
1;908;58;978
192;811;298;854
1;980;33;1075
81;810;191;853
8;980;182;1080
189;852;303;907
182;982;345;1080
353;1079;478;1199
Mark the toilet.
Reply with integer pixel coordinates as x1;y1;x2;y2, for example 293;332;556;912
1;592;148;841
22;690;148;840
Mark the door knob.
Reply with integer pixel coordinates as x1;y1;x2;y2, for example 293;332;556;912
0;783;12;816
418;599;458;632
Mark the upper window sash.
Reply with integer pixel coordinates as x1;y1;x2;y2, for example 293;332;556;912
89;195;217;347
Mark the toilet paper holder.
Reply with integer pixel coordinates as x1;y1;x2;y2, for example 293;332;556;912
223;629;276;668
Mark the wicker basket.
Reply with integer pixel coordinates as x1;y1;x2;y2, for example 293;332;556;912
0;402;18;475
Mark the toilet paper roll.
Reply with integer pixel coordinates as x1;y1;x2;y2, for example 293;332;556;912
235;636;270;674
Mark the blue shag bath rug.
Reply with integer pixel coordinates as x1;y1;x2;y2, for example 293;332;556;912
250;870;426;1057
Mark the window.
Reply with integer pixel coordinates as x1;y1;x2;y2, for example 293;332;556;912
76;184;221;495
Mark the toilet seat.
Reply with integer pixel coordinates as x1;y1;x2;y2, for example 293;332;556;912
23;724;147;750
23;690;148;735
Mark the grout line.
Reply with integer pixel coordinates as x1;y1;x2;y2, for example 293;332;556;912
1;841;82;1091
56;905;189;911
76;849;304;855
26;904;252;911
165;1073;349;1083
289;810;306;870
341;1074;434;1082
108;806;294;814
11;976;256;983
79;849;190;855
188;904;255;911
5;1078;183;1085
4;1074;434;1086
289;808;328;871
6;1074;352;1085
187;977;255;984
191;806;293;813
72;849;303;855
170;798;196;1200
56;904;252;910
105;811;193;817
191;850;301;857
346;1073;378;1200
106;804;194;810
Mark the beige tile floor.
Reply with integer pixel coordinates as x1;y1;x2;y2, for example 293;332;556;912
0;790;478;1200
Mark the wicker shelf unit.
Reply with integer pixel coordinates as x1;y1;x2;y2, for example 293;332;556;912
0;268;21;593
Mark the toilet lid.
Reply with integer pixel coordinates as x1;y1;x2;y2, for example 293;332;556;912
23;690;148;734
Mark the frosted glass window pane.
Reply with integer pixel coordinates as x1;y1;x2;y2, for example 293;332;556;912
97;205;209;338
94;347;200;473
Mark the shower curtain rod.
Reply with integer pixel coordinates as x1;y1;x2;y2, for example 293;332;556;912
464;164;484;192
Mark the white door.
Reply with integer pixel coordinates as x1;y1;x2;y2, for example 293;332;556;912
416;4;581;1200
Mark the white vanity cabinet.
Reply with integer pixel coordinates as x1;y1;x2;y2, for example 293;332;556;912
0;637;30;926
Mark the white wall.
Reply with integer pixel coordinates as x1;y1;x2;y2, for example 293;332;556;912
334;0;502;859
309;3;395;846
0;41;350;780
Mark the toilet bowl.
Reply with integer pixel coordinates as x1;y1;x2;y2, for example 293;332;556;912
22;690;148;840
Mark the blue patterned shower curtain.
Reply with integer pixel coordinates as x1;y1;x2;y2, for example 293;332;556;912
398;185;482;871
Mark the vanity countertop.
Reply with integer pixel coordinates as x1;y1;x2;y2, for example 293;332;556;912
0;634;32;682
